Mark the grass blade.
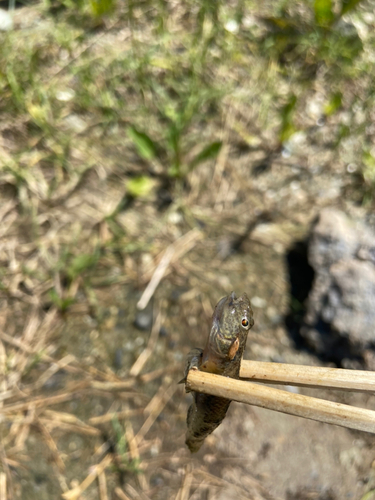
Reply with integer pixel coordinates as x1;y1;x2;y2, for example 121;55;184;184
127;126;157;161
189;141;222;171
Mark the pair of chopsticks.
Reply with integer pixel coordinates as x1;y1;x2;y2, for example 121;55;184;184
185;360;375;434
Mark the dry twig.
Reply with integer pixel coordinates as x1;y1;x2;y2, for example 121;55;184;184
0;340;7;421
0;472;6;500
137;246;175;310
37;419;66;472
114;487;132;500
125;420;148;491
90;380;135;391
175;465;193;500
0;383;88;415
135;383;177;443
88;408;142;426
98;471;109;500
61;454;113;500
39;412;101;436
137;229;202;310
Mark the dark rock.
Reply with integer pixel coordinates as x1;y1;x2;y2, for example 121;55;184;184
302;209;375;363
42;370;67;391
159;326;168;337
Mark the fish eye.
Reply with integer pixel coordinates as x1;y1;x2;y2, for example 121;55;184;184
241;317;250;329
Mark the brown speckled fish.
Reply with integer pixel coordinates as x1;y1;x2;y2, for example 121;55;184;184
184;292;254;452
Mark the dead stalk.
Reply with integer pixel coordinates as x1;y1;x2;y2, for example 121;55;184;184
137;229;202;310
98;471;108;500
62;454;113;500
0;472;6;500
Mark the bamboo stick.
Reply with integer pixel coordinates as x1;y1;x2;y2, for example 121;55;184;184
186;369;375;434
240;360;375;393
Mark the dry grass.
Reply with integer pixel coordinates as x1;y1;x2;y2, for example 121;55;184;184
0;0;375;499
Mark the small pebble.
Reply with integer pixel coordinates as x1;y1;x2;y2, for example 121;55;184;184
42;370;66;390
150;444;160;457
135;336;144;347
114;348;122;369
150;476;163;486
63;114;88;134
168;211;183;224
282;146;292;158
56;89;75;102
134;310;152;330
159;326;168;337
225;19;239;34
0;9;13;31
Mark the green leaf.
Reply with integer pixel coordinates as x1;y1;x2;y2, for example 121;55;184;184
167;123;180;156
127;176;154;198
261;16;299;32
360;489;375;500
324;92;342;116
314;0;335;27
335;123;350;146
189;141;222;170
363;151;375;184
168;163;182;177
167;124;182;177
89;0;115;17
279;122;296;143
279;95;297;143
282;94;297;118
127;126;157;161
68;253;98;280
340;0;362;16
48;288;75;312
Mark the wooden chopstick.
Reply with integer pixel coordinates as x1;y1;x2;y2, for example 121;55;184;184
186;369;375;434
240;360;375;393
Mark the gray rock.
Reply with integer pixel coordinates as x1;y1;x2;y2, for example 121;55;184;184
328;260;375;344
303;208;375;360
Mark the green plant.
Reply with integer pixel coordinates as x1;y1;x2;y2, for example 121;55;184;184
89;0;116;17
111;417;142;474
127;124;222;179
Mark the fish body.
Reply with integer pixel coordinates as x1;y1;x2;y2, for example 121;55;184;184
184;292;254;452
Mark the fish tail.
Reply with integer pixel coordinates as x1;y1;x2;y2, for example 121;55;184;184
185;433;205;453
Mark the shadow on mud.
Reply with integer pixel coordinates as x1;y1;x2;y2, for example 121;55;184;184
284;240;363;367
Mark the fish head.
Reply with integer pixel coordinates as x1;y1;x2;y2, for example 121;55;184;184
201;292;254;372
